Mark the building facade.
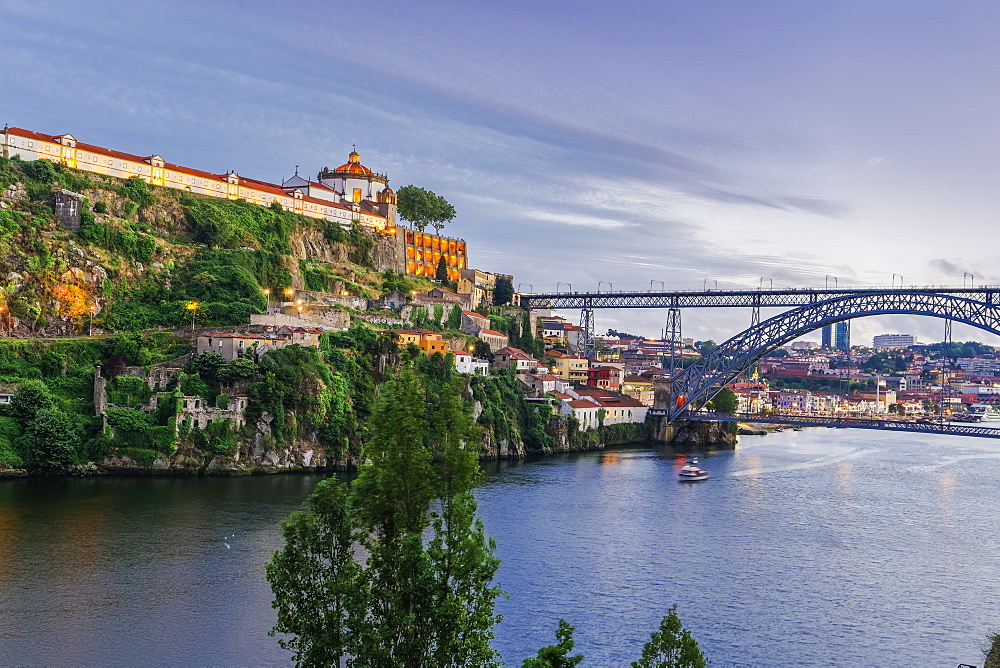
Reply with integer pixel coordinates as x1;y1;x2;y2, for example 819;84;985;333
1;126;468;280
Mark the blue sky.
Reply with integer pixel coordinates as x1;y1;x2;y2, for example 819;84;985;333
5;0;1000;346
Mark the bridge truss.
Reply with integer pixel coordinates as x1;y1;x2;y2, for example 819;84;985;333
660;411;1000;440
520;287;1000;429
518;287;999;310
665;291;1000;419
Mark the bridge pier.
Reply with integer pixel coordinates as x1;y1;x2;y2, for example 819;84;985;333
651;415;738;449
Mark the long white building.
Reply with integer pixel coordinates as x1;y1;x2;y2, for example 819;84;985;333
873;333;915;350
1;126;395;230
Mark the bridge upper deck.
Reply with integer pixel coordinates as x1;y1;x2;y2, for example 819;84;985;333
518;287;999;310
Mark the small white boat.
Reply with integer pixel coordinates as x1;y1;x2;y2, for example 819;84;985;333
678;458;709;481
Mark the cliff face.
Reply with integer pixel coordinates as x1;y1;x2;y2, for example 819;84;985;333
669;420;739;450
0;160;392;337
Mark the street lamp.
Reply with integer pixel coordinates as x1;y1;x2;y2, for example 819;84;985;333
703;279;717;291
825;275;837;289
650;280;664;292
964;272;975;287
296;305;303;318
518;283;533;293
285;288;294;301
892;273;903;288
88;305;96;337
186;301;199;330
759;277;773;290
597;281;612;293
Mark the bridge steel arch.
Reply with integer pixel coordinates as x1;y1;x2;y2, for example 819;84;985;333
666;291;1000;420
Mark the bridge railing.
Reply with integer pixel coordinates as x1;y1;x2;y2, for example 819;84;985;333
660;410;1000;439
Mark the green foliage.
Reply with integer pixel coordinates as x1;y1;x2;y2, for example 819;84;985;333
106;375;153;408
984;627;1000;668
0;416;23;467
435;255;448;281
183;195;293;252
266;478;362;666
267;362;501;666
122;176;152;207
20;159;58;184
493;275;514;306
446;303;463;331
346;221;374;266
396;185;457;233
20;407;79;468
711;387;739;413
9;379;57;424
218;357;259;383
470;369;553;453
631;606;706;668
380;268;421;295
80;217;156;262
522;620;584;667
104;407;176;453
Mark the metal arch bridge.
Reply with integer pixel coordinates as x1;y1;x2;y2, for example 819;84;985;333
660;411;1000;440
518;287;1000;431
517;286;1000;310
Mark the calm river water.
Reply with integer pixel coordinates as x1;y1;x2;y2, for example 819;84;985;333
1;428;998;666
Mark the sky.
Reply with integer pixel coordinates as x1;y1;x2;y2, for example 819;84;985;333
5;0;1000;347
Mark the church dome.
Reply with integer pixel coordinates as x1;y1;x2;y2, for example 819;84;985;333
333;149;372;175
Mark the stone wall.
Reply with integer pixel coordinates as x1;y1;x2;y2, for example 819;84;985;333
53;189;83;231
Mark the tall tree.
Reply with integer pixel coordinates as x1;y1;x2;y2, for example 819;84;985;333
265;479;361;666
396;185;456;233
436;255;449;282
493;276;514;306
631;606;706;668
446;303;463;331
268;363;502;666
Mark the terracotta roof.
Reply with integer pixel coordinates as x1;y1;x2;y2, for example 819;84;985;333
6;128;384;221
203;333;280;341
568;399;598;409
479;329;508;338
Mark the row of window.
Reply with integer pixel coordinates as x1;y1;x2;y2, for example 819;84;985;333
8;137;388;230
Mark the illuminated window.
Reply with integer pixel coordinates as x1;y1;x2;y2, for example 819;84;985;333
353;188;362;202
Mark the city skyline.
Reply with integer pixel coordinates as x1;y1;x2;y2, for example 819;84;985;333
5;1;1000;344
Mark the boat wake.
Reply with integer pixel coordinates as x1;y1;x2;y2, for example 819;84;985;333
727;448;879;477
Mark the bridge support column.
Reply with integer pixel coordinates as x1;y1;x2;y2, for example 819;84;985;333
579;308;597;359
665;307;681;412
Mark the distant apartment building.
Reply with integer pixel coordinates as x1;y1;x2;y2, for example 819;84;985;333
873;333;915;350
822;322;850;352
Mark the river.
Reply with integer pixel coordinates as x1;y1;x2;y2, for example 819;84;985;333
1;428;998;666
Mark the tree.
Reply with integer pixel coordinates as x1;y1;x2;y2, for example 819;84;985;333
268;363;502;666
265;479;361;666
9;379;57;424
494;276;514;306
20;407;78;469
711;387;739;413
396;185;456;233
523;619;584;667
446;304;463;331
632;606;706;668
436;255;449;282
